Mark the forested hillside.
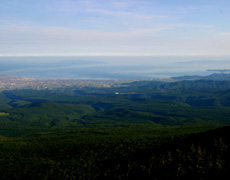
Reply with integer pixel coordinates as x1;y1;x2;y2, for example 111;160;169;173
0;79;230;179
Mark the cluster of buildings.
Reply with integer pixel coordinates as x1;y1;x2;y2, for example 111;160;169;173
0;75;122;91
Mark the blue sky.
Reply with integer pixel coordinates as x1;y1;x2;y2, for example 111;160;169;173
0;0;230;56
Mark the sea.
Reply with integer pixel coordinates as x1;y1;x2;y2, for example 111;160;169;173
0;56;230;80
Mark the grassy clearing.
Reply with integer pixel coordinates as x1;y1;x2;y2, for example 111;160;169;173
0;112;9;116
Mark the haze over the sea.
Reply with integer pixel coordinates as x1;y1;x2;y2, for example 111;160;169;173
0;56;229;80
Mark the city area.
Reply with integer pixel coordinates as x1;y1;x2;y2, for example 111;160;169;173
0;75;124;91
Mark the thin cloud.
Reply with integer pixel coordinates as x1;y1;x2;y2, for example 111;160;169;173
177;5;214;12
0;24;169;40
2;23;229;56
172;24;214;28
219;32;230;36
86;8;169;20
0;0;229;56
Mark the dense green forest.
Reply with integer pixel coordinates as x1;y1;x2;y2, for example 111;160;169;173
0;79;230;179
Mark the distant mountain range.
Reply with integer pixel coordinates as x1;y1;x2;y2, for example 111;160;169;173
176;60;230;65
172;73;230;81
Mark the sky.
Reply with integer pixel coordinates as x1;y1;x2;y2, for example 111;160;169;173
0;0;230;56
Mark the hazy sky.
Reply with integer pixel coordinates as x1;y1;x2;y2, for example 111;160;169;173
0;0;230;56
